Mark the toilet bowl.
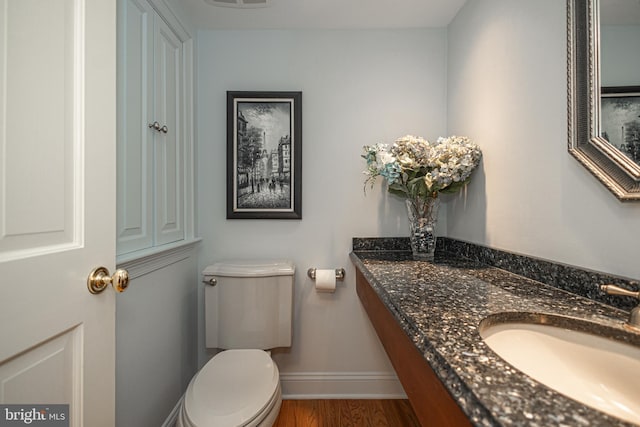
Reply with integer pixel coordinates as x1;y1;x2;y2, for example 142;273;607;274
177;349;282;427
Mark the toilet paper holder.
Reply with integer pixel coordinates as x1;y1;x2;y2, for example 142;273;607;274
307;268;346;281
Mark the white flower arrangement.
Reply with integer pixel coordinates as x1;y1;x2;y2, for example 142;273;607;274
362;135;482;200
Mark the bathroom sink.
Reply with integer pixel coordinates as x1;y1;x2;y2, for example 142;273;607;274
479;312;640;425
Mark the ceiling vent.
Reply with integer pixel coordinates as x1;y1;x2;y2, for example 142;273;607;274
203;0;270;8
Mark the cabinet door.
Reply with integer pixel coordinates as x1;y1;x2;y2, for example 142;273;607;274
117;0;154;254
154;15;184;246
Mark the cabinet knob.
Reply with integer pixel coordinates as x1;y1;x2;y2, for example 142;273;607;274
148;122;168;134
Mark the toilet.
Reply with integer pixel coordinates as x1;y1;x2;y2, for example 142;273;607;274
177;260;295;427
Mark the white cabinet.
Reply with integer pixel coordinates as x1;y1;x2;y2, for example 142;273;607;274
117;0;193;256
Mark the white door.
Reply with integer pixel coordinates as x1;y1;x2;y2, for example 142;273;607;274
0;0;117;426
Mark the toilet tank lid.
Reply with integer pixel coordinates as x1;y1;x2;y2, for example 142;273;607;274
203;260;295;277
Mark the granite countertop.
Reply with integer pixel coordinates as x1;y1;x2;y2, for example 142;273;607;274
350;242;639;427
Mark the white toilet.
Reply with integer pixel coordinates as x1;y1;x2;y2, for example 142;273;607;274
178;260;295;427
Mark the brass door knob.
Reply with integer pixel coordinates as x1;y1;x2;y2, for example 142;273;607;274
87;266;129;294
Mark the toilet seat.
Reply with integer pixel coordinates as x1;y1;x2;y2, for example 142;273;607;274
181;349;281;427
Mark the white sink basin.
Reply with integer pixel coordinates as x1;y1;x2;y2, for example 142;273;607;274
479;313;640;425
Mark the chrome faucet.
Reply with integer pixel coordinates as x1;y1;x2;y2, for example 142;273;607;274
600;284;640;330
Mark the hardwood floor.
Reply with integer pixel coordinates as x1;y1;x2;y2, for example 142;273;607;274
272;399;421;427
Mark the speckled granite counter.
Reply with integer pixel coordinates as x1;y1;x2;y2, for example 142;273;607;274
350;238;639;427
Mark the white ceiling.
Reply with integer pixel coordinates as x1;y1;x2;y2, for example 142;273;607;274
180;0;469;30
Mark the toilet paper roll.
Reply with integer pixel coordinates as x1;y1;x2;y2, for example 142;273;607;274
315;269;336;293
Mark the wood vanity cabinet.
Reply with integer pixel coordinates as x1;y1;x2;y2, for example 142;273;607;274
355;268;471;427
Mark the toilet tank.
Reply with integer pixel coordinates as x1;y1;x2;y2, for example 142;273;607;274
203;260;294;350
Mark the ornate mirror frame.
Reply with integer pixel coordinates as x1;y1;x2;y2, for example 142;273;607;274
567;0;640;201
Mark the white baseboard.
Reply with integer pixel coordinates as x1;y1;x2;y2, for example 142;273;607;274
161;397;183;427
280;371;407;399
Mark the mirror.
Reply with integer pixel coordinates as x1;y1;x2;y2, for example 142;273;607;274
568;0;640;200
600;0;640;167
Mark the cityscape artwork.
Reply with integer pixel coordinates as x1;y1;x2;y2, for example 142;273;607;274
227;91;302;219
601;86;640;166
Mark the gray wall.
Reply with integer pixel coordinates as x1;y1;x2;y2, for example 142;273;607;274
446;0;640;280
116;254;199;427
196;28;448;396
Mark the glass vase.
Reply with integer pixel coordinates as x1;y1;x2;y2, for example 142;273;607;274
406;196;440;261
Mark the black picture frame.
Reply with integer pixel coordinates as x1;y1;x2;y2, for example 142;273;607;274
227;91;302;219
601;86;640;165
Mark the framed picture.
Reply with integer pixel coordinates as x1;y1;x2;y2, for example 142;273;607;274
227;91;302;219
601;86;640;165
